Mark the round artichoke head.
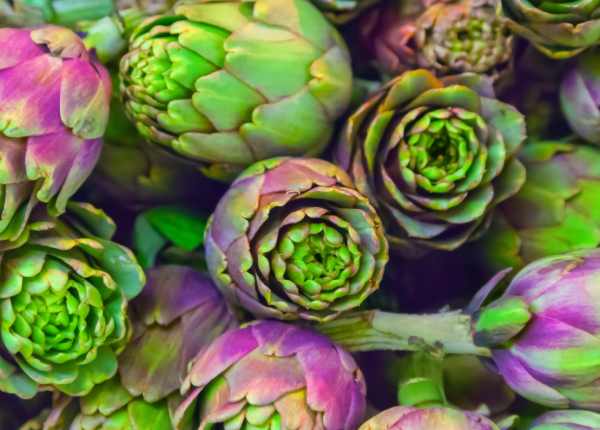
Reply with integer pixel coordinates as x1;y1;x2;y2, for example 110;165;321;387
528;410;600;430
472;249;600;410
336;70;526;253
0;204;145;398
0;26;110;246
205;157;389;322
120;0;353;181
175;321;367;430
359;406;499;430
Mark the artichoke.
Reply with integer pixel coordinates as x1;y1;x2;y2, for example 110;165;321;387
0;26;111;246
0;0;114;28
357;0;512;80
174;321;366;430
0;203;145;398
205;157;388;322
336;70;526;253
359;406;500;430
501;0;600;58
120;0;353;181
528;411;600;430
478;140;600;274
560;49;600;144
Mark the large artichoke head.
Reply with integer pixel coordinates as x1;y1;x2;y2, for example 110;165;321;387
175;321;367;430
471;249;600;410
528;411;600;430
336;70;526;253
205;157;389;322
0;26;111;246
359;406;500;430
120;0;353;181
502;0;600;58
0;204;145;398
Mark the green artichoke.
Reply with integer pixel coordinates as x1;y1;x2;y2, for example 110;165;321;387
336;70;526;253
120;0;353;181
0;203;145;398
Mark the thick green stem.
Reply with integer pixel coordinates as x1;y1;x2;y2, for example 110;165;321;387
317;310;491;357
397;353;447;409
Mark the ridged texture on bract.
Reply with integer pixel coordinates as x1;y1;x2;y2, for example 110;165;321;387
0;26;111;246
175;321;367;430
0;203;145;398
205;157;388;322
359;0;512;79
358;406;499;430
336;70;526;253
119;0;353;181
528;410;600;430
486;249;600;410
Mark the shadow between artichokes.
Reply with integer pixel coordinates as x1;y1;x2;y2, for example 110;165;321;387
336;70;526;254
205;157;389;322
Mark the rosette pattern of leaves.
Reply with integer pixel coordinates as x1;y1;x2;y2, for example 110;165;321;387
205;157;388;322
0;203;145;398
336;70;526;253
357;0;512;80
478;140;600;274
119;0;353;181
528;410;600;430
0;26;111;246
501;0;600;59
174;321;366;430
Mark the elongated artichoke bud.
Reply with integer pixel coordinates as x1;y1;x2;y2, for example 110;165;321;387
175;321;367;430
336;70;526;253
0;26;111;247
359;406;500;430
120;0;353;181
528;410;600;429
0;203;145;398
206;157;389;322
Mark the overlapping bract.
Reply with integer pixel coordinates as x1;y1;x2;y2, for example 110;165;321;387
501;0;600;58
119;0;353;181
528;410;600;430
358;406;499;430
336;70;526;253
479;141;600;273
0;26;111;246
206;158;388;322
476;250;600;410
359;0;512;79
175;321;367;430
0;203;144;398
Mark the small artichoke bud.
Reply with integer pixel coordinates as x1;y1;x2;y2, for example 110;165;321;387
472;296;531;348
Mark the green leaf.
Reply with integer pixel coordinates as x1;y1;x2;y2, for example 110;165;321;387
145;207;208;252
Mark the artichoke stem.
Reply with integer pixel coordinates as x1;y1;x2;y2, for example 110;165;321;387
397;352;447;409
317;310;490;357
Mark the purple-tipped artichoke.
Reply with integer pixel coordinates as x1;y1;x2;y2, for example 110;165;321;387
336;70;526;253
205;157;388;322
0;203;145;398
0;26;110;245
175;321;366;430
359;406;500;430
528;410;600;429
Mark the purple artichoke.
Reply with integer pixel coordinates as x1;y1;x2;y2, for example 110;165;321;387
0;26;110;245
528;410;600;429
359;406;500;430
175;321;367;430
205;157;389;322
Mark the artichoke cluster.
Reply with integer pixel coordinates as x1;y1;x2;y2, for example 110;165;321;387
4;0;600;430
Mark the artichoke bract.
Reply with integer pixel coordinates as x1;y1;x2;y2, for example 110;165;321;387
0;26;111;246
205;157;388;322
120;0;353;181
359;406;500;430
502;0;600;58
561;50;600;144
0;203;145;398
359;0;512;80
175;321;366;430
528;410;600;430
336;70;526;253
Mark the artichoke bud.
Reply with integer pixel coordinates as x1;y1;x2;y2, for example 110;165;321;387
471;296;531;348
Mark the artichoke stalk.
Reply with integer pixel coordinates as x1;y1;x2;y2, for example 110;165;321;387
120;0;353;181
336;69;526;253
205;157;389;322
